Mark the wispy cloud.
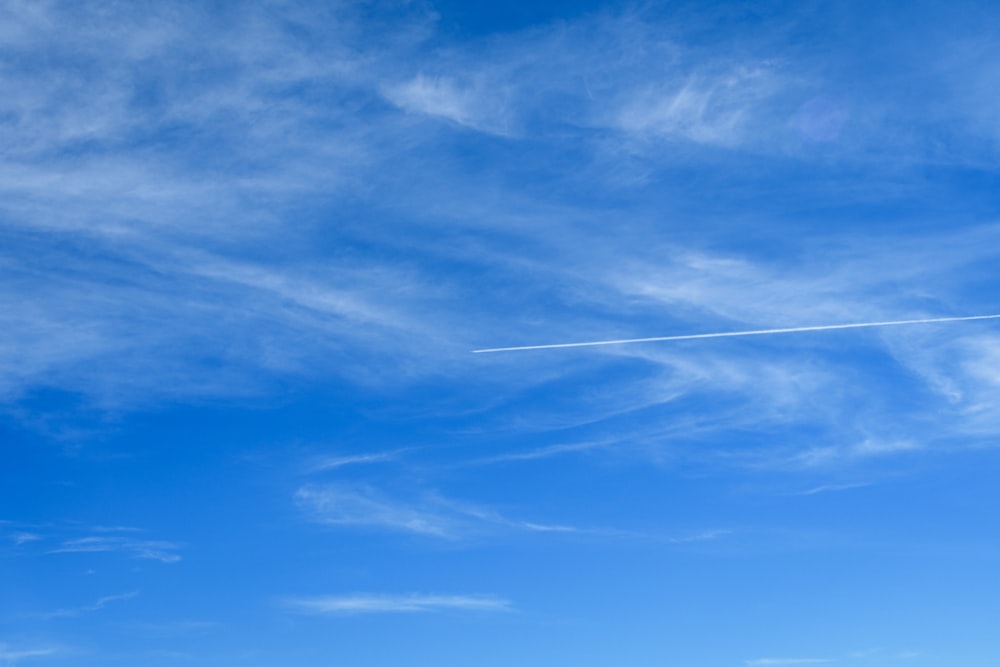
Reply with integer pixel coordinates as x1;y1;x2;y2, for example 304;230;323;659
1;1;999;504
845;647;922;661
295;483;579;539
294;481;728;544
34;592;138;620
785;440;923;469
1;0;998;424
0;2;454;406
464;439;614;465
49;536;181;563
614;65;781;148
307;449;408;472
792;483;871;496
9;532;42;546
283;593;511;615
0;644;58;664
2;3;998;665
295;484;458;537
746;659;834;667
119;620;220;638
4;522;182;564
527;228;1000;465
748;648;921;666
667;529;731;544
382;74;513;135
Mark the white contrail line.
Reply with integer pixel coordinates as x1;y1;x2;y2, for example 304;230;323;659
472;314;1000;353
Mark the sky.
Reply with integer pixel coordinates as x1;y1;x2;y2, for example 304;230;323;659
3;0;1000;665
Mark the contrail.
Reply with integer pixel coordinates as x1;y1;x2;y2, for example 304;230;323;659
472;313;1000;353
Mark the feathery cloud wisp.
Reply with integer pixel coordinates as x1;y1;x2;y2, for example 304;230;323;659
49;536;181;563
283;593;512;615
746;659;834;666
307;449;407;472
294;484;458;537
0;644;58;663
382;74;512;135
295;483;578;539
34;591;139;619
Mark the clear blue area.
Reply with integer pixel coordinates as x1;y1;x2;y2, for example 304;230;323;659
3;1;1000;665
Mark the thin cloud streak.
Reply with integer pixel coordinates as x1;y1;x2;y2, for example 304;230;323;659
667;529;731;544
283;593;512;615
793;483;870;496
745;660;834;666
295;485;458;537
295;482;730;544
463;440;614;465
473;314;1000;353
48;536;181;563
787;439;922;469
34;592;139;620
307;449;408;472
0;644;58;663
295;484;584;539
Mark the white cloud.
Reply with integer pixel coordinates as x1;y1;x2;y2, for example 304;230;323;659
307;449;406;472
667;529;731;544
49;536;181;563
465;439;616;465
793;483;870;496
786;439;922;469
456;219;1000;470
119;620;220;637
0;644;58;664
295;483;580;539
880;329;1000;437
0;2;457;405
283;593;511;615
746;659;834;666
382;74;512;135
6;522;183;564
1;0;999;471
376;14;792;152
295;484;458;537
35;591;138;619
294;481;725;542
957;335;1000;425
615;66;781;147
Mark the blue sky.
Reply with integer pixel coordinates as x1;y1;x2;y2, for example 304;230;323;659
3;0;1000;664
